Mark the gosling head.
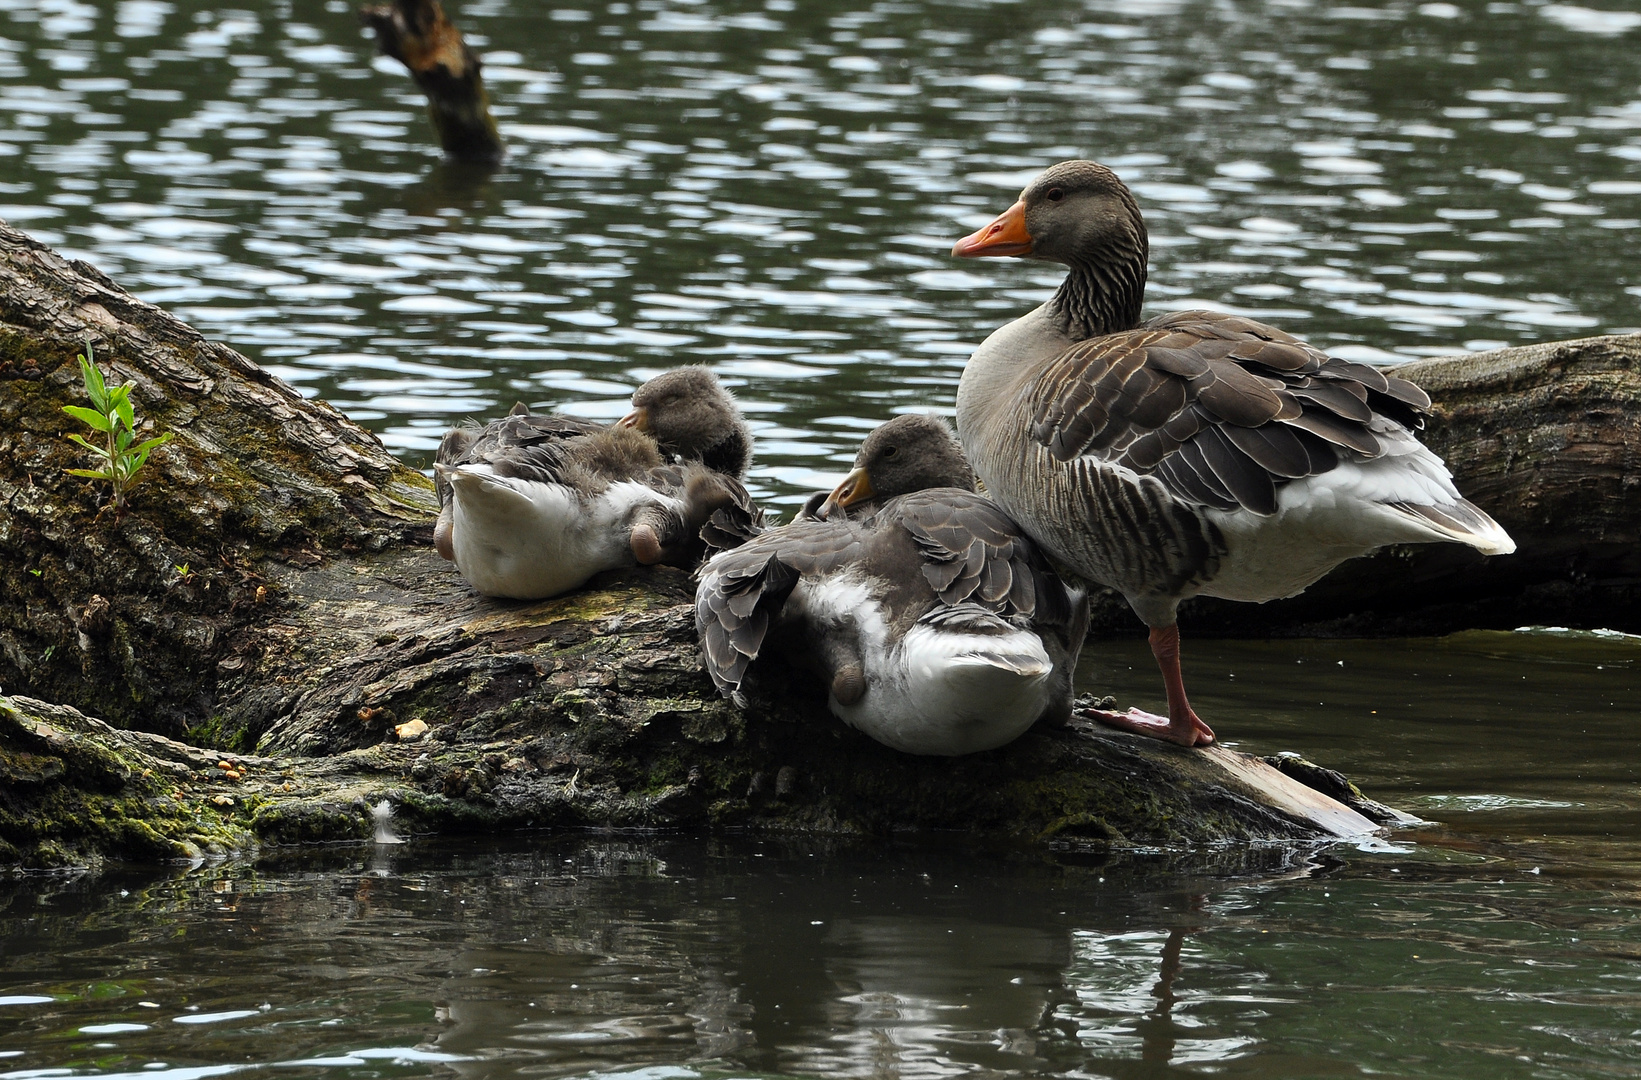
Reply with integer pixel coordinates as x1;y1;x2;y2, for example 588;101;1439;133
618;367;753;477
817;414;975;520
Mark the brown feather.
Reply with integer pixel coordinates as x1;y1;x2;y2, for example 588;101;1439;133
1197;425;1278;515
1285;407;1383;456
1220;422;1326;480
1289;379;1373;423
1024;306;1435;513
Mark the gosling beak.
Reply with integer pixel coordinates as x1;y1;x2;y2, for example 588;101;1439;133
817;467;873;520
618;406;650;431
951;199;1033;258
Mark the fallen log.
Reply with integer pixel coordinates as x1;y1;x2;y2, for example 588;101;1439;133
0;219;1631;868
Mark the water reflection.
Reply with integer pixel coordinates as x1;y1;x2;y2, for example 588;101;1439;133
2;0;1639;510
1080;628;1641;880
5;832;1641;1079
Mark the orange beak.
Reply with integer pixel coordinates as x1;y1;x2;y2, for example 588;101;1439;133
817;467;874;520
951;199;1033;258
617;406;649;431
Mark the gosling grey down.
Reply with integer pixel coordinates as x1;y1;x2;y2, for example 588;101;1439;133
951;159;1515;747
695;414;1088;756
435;367;759;600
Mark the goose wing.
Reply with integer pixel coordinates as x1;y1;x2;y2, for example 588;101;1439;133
1026;310;1432;515
435;411;610;504
887;489;1080;630
694;521;861;701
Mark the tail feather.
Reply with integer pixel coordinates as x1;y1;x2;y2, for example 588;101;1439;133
1391;499;1516;555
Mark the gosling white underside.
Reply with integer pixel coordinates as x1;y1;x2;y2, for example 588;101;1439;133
792;575;1056;756
444;466;675;600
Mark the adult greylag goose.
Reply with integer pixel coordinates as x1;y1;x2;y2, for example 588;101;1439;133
435;367;758;600
696;414;1088;756
951;159;1515;747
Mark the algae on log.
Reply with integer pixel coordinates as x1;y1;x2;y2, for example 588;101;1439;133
2;218;1633;868
2;674;1398;871
3;546;1397;869
0;222;436;739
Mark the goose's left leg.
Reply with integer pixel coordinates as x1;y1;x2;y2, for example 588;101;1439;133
1082;625;1215;747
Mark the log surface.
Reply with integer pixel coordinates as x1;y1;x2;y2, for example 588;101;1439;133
3;219;1633;869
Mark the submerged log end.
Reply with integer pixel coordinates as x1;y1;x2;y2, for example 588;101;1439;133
360;0;504;164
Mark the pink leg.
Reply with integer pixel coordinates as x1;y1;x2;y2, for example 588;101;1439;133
629;522;666;565
1083;625;1215;747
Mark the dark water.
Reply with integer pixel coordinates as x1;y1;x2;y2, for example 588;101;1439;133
2;627;1640;1080
5;1;1641;1076
3;0;1639;508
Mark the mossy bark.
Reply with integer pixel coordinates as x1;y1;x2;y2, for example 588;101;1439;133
4;220;1633;869
0;224;435;740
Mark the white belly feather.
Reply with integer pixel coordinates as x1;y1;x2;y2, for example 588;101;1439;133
792;575;1055;756
446;467;672;600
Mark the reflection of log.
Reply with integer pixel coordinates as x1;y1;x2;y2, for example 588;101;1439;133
0;220;1625;867
360;0;502;164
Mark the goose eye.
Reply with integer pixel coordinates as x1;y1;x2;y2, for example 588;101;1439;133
883;446;898;458
1046;187;1065;202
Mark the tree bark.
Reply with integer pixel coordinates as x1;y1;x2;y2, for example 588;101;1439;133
2;219;1632;868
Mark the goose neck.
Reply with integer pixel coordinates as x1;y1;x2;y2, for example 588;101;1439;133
1047;251;1146;340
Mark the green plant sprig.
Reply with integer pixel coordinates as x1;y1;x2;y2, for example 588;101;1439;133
62;340;173;510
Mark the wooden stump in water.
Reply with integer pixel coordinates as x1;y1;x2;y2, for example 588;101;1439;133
359;0;503;164
1;219;1634;868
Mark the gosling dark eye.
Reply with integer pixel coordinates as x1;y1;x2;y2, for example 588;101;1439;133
883;446;898;458
1046;187;1065;203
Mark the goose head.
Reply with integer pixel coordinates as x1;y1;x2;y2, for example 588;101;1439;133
817;414;975;519
951;160;1149;336
619;367;752;476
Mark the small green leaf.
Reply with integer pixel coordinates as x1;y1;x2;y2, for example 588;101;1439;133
63;337;170;503
78;352;110;413
131;432;174;454
62;405;112;432
66;433;113;459
28;569;42;577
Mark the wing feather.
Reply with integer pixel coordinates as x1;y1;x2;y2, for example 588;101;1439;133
1027;310;1429;510
695;548;802;699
